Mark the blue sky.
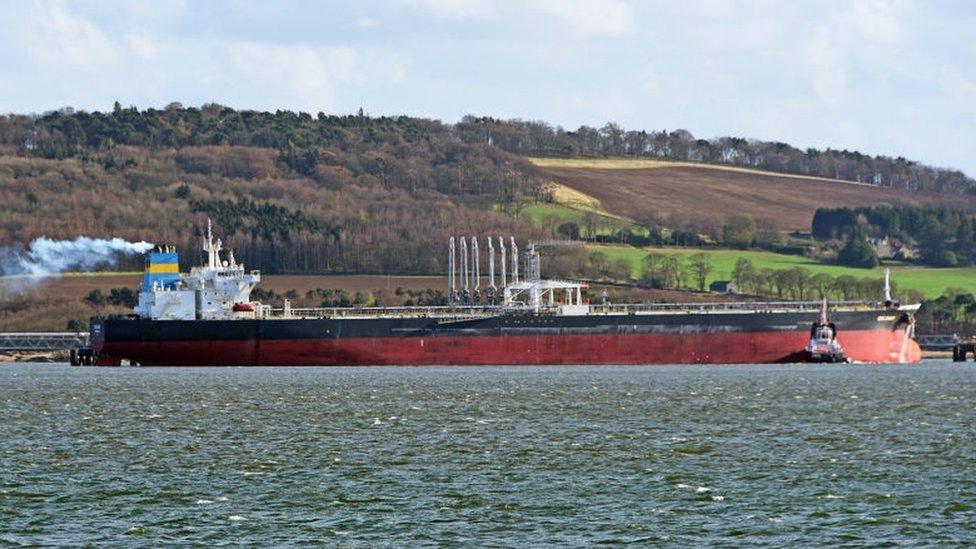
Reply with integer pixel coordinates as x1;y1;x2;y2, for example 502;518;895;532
1;0;974;174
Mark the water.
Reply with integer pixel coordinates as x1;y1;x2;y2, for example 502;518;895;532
1;362;973;546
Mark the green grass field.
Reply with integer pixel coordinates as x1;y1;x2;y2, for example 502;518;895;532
520;203;589;225
519;203;629;236
588;244;976;298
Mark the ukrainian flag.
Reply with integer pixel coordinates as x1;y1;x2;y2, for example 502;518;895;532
141;252;181;291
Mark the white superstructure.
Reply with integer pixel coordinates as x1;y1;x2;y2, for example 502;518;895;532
134;220;261;320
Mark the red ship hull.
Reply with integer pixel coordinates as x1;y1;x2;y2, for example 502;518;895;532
94;329;920;366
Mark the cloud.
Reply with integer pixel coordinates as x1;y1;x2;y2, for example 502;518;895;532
404;0;497;20
356;16;380;28
225;43;363;110
17;2;120;73
127;33;157;59
404;0;634;37
528;0;635;38
0;3;410;114
0;0;972;175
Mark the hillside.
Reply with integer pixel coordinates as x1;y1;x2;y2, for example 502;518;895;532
460;117;976;194
587;244;976;299
530;158;976;231
0;106;546;275
1;105;974;294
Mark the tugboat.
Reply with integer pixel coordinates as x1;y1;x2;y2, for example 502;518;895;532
803;298;849;363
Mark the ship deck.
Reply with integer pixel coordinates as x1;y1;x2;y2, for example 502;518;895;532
263;300;917;320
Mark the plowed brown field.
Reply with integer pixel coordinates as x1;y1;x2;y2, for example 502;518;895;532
540;165;976;230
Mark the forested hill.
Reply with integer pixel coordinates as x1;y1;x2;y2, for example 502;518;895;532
0;104;545;274
456;117;976;194
0;104;973;275
2;104;973;195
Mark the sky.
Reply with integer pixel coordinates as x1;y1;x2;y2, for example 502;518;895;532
0;0;974;174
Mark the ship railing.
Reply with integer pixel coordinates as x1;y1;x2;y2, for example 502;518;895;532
276;305;509;319
264;300;884;319
583;300;882;315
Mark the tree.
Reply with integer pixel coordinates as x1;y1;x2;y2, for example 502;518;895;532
754;217;785;248
660;255;682;289
772;270;791;299
757;268;775;296
936;250;959;267
732;258;756;293
834;275;859;300
587;251;609;278
687;253;712;291
84;289;105;307
610;259;633;281
582;212;600;239
789;267;812;300
557;221;581;240
723;214;757;249
108;287;137;307
642;252;665;286
810;272;834;299
66;319;86;331
837;235;880;268
812;208;857;240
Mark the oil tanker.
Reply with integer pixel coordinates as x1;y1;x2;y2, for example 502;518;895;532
89;223;921;366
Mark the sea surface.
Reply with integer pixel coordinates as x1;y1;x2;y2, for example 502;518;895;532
1;361;973;546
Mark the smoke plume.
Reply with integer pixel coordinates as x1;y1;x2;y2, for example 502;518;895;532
1;236;154;278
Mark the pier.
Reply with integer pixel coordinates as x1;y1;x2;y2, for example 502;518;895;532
0;332;93;365
914;334;976;362
0;332;89;351
952;341;976;362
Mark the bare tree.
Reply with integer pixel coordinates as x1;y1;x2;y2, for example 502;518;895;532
687;253;713;292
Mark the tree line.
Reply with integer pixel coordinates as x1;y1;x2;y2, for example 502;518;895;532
631;253;909;302
813;205;976;267
456;117;975;194
916;292;976;336
0;105;545;274
0;103;542;206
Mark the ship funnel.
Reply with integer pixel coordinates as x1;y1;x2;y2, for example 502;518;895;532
141;248;180;292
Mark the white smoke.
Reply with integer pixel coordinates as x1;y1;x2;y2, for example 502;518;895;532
1;236;155;278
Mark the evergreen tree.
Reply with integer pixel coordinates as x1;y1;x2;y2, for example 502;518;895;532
837;235;879;268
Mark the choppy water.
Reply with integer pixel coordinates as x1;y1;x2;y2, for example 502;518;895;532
1;362;974;546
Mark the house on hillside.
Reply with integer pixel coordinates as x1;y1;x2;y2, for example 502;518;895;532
868;237;918;260
709;280;738;295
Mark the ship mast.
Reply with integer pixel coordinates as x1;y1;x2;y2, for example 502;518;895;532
202;218;223;268
884;268;892;303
